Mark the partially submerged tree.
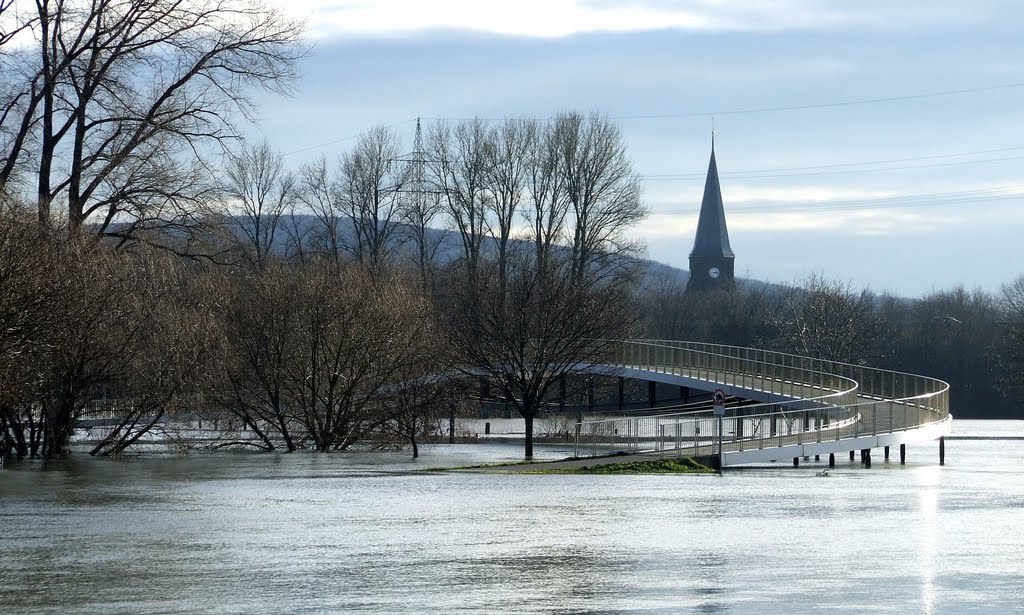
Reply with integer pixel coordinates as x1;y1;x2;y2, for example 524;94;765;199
443;250;639;457
218;263;440;452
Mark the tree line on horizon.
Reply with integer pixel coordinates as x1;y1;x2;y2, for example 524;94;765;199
1;0;1021;462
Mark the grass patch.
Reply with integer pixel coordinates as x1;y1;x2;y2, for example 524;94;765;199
421;459;550;472
537;457;716;475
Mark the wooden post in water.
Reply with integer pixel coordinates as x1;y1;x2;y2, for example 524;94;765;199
939;436;945;466
900;443;906;465
828;453;835;468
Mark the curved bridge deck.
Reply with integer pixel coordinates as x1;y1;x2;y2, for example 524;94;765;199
575;340;951;466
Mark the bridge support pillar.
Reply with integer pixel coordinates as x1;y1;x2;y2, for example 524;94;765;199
814;454;820;461
618;377;624;411
884;445;890;460
828;453;835;468
648;381;656;408
864;449;872;468
680;386;690;403
793;457;799;467
850;450;855;461
900;443;906;465
939;436;945;466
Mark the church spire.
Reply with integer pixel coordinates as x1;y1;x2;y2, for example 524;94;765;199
689;145;734;260
687;141;735;291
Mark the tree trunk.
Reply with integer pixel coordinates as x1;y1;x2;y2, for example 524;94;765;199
524;412;535;458
410;414;419;458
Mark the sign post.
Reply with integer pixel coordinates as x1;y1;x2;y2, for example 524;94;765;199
713;389;726;469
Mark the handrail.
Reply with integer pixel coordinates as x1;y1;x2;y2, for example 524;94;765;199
574;339;950;461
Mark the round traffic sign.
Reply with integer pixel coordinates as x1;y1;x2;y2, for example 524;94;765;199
713;389;726;405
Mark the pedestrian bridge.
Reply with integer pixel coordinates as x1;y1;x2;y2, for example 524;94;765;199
575;339;952;466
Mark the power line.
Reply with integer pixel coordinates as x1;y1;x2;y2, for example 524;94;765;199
421;82;1024;123
645;153;1024;181
279;81;1024;159
644;146;1024;179
282;118;417;157
652;185;1024;215
611;82;1024;120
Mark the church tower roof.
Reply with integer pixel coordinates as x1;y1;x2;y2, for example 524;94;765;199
689;142;734;259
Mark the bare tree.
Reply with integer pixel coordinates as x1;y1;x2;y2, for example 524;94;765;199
281;265;437;451
0;0;30;48
771;273;881;364
402;182;444;293
216;263;440;452
554;112;646;281
428;119;490;279
484;117;533;283
443;249;638;458
86;252;222;456
299;155;345;262
525;119;568;268
218;263;303;451
222;140;297;271
0;0;305;242
0;202;59;457
338;126;407;274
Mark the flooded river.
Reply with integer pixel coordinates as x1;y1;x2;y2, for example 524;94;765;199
1;421;1022;614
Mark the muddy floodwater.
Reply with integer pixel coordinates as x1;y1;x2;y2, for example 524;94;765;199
2;421;1023;614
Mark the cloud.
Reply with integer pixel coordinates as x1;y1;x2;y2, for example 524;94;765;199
276;0;870;39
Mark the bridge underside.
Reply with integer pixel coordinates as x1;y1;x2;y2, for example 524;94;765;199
618;367;805;406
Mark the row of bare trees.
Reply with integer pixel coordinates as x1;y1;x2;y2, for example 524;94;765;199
215;113;645;291
638;271;1024;418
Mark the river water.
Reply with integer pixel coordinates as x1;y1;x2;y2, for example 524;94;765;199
1;420;1022;614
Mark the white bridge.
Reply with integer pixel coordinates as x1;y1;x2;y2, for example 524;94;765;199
575;339;952;466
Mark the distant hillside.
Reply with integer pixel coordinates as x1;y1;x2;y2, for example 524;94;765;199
227;213;787;291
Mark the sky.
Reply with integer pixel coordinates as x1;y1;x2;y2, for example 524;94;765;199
251;0;1024;298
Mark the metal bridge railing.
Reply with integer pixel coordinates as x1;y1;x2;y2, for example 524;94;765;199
573;340;950;460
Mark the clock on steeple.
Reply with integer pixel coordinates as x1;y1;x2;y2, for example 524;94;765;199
686;139;735;292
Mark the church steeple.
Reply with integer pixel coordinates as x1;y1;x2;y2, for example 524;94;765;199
687;140;735;291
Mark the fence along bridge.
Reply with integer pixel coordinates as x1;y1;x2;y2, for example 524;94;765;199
575;340;952;467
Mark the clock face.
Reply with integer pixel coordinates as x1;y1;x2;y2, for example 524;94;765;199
708;267;721;279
